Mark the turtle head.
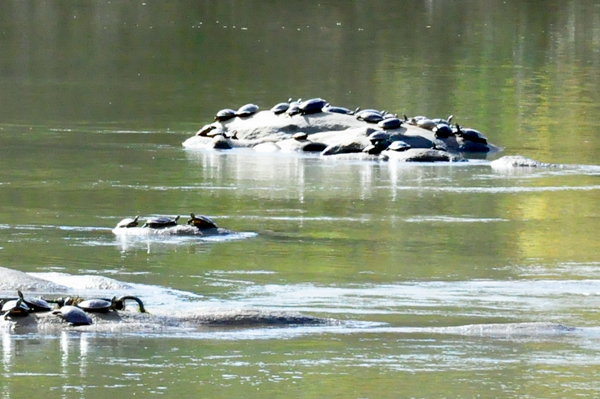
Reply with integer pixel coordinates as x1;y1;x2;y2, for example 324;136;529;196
17;290;24;300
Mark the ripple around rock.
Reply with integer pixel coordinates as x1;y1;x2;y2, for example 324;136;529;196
490;155;558;168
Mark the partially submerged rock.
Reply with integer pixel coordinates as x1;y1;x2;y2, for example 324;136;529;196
490;155;559;169
0;267;68;293
380;148;461;163
112;225;232;237
183;109;501;162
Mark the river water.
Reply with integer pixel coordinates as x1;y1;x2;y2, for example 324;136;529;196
1;1;600;397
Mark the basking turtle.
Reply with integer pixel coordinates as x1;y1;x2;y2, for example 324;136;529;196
433;124;454;139
322;105;357;115
416;118;436;130
378;117;402;130
386;141;411;152
236;104;259;118
187;213;218;229
432;115;454;126
2;298;30;319
368;131;388;144
77;298;114;313
356;110;384;124
143;215;180;229
214;108;237;122
286;102;301;116
116;215;139;228
53;305;93;326
111;296;146;313
196;124;217;137
299;98;327;115
455;124;488;144
17;291;52;312
271;101;290;115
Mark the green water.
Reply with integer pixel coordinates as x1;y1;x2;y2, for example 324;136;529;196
2;1;600;398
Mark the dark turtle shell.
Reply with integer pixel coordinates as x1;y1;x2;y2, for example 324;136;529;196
301;142;328;152
187;213;218;229
299;98;327;115
18;291;52;312
433;124;454;139
322;105;355;115
271;102;290;115
378;118;402;130
53;306;93;325
77;298;113;313
387;141;411;152
455;124;488;144
143;215;180;229
214;108;237;122
356;111;384;124
286;103;301;116
368;131;388;143
2;298;30;318
236;104;259;117
362;144;385;155
117;215;139;228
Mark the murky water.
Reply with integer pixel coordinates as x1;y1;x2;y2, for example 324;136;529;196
2;1;600;397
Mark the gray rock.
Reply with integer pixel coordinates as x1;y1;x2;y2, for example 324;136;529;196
380;148;461;162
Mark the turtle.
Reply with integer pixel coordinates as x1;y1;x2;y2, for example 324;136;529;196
299;98;327;115
416;118;437;130
77;298;115;313
386;140;411;152
455;124;488;144
433;124;454;139
271;102;290;115
235;104;259;117
356;110;384;124
368;131;388;144
432;115;454;126
187;213;218;229
53;305;93;326
378;117;402;130
116;215;139;228
322;105;356;115
17;290;52;312
143;215;180;229
1;298;30;319
111;296;146;313
292;132;309;141
214;108;237;122
196;124;217;137
205;127;227;138
286;102;302;117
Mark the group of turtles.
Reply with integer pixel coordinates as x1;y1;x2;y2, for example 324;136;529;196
116;213;218;229
204;97;489;150
0;290;146;326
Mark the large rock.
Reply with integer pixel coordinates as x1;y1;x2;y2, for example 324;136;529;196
183;111;501;160
380;148;461;162
490;155;559;168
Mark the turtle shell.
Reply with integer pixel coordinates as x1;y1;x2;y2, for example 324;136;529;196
54;306;93;325
214;109;237;122
143;215;180;229
322;105;354;115
368;131;388;143
116;215;139;228
236;104;259;117
271;102;290;115
356;111;384;124
77;299;113;313
433;124;454;139
416;118;436;130
292;132;309;141
378;118;402;130
286;103;301;116
455;125;488;144
298;98;327;115
2;298;30;316
187;213;218;229
387;141;411;152
18;291;52;312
